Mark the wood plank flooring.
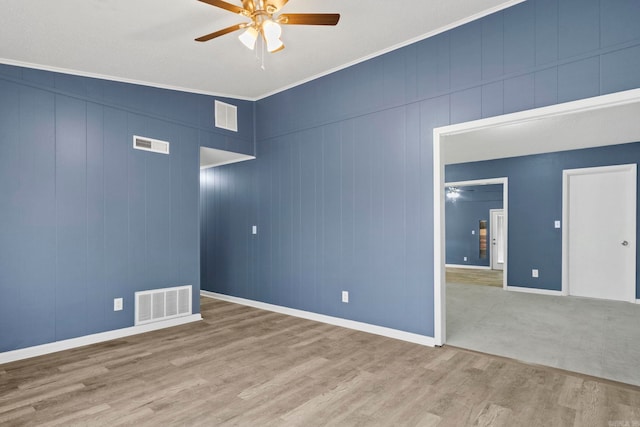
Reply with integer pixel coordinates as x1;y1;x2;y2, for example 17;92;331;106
446;267;503;287
2;296;640;426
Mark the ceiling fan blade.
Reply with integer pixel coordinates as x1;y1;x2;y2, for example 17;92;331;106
198;0;246;15
278;13;340;26
195;23;245;42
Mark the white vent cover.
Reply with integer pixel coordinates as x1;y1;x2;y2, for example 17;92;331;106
133;135;170;154
135;285;192;326
214;100;238;132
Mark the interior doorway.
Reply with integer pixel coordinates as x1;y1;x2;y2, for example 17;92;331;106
433;88;640;347
444;178;508;289
199;146;256;294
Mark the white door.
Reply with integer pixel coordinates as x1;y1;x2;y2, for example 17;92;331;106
564;164;636;302
490;209;505;271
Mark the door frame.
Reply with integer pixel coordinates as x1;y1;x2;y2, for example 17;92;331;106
433;88;640;347
444;178;508;288
489;208;505;272
561;164;637;302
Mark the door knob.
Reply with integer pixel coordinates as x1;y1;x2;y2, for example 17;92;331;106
622;240;629;246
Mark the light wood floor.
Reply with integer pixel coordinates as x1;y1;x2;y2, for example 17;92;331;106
446;267;503;287
2;297;640;426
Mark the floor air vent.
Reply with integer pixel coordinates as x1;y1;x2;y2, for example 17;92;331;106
133;135;170;154
135;285;192;326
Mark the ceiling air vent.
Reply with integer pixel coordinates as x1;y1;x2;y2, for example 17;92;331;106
215;100;238;132
133;135;170;155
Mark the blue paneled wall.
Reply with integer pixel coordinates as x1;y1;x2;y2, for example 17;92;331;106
446;185;503;267
202;0;640;338
5;0;637;350
446;142;640;297
0;64;253;352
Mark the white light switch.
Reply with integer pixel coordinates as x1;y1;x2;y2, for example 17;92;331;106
114;298;123;311
472;230;475;235
532;269;539;278
252;225;257;235
554;220;561;229
342;291;349;303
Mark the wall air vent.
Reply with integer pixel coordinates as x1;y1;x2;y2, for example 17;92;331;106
133;135;170;155
214;100;238;132
135;285;192;326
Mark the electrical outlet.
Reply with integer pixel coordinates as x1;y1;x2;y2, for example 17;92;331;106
341;291;349;303
532;269;539;278
471;230;475;235
252;225;257;235
463;257;468;262
554;220;561;229
114;298;123;311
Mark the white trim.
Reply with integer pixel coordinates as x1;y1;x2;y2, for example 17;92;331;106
506;286;563;296
445;264;491;270
562;163;637;302
636;299;640;304
435;89;640;137
201;291;436;347
0;314;202;365
434;88;640;347
445;178;507;187
433;133;445;346
0;58;255;101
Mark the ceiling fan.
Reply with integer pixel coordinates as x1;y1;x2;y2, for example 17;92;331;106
195;0;340;53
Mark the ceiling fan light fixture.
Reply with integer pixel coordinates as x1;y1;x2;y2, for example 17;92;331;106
262;19;284;53
238;26;259;50
195;0;340;56
446;187;460;200
265;37;284;53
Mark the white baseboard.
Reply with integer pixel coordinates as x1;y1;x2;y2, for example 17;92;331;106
201;291;435;347
506;286;563;296
446;264;491;270
0;314;202;365
636;299;640;304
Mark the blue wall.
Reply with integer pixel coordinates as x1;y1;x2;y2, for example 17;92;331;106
446;185;503;267
201;0;640;338
446;142;640;297
0;64;253;352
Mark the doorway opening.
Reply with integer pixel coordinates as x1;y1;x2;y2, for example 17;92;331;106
199;146;255;294
433;88;640;347
444;178;507;291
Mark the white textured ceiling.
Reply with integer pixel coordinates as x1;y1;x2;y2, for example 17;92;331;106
0;0;522;100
